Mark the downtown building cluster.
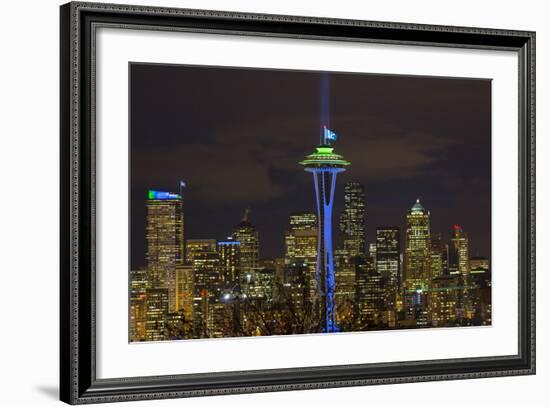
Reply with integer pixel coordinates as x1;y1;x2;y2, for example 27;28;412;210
130;185;491;342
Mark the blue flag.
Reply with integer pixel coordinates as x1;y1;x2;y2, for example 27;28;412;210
324;127;337;143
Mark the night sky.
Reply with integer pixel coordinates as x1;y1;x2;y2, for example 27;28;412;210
130;63;491;269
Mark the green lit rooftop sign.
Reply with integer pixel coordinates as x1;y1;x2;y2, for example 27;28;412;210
148;190;181;200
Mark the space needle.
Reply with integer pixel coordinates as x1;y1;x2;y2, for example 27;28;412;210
300;126;350;333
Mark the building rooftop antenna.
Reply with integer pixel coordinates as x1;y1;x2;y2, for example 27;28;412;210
242;206;251;223
179;180;186;197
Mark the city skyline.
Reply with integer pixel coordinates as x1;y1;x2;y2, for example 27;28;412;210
130;63;491;268
136;184;489;267
131;183;491;341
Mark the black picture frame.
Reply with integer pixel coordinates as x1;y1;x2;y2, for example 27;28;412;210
60;1;536;404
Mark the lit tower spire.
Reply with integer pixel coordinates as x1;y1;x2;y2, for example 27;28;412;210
300;131;350;333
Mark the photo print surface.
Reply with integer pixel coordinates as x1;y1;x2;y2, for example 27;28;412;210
129;63;492;342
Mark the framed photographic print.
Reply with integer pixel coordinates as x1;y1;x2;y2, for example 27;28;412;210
60;1;536;404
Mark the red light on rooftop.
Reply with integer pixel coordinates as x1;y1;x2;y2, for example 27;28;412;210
453;224;461;230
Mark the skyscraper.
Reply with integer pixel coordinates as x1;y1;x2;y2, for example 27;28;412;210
146;190;184;313
284;212;318;299
273;257;286;302
282;262;310;322
218;237;241;284
339;182;366;258
233;208;260;277
144;288;169;341
285;213;318;263
375;227;401;288
428;275;460;326
368;243;377;262
129;268;148;341
192;250;222;338
175;264;193;323
469;257;491;325
300;136;350;333
448;225;472;321
405;199;431;291
186;239;217;263
248;267;276;301
470;257;489;274
430;233;444;279
355;255;384;329
449;225;470;277
334;257;356;329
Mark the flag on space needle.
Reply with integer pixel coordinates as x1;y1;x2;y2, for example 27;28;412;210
324;126;338;143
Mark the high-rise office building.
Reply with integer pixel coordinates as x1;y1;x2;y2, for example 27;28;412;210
192;250;222;338
233;208;260;275
376;227;400;287
144;288;169;341
428;275;460;326
334;257;356;329
470;257;489;274
206;301;230;338
355;255;384;329
186;239;217;263
375;226;400;320
368;243;377;262
467;256;491;324
218;237;241;285
288;212;317;231
129;268;148;341
468;257;491;325
430;233;444;279
175;264;193;323
146;190;184;313
271;257;286;302
284;212;318;299
301;134;350;333
285;213;317;263
249;267;276;301
405;199;431;290
283;262;310;320
164;311;189;340
339;182;366;258
192;251;222;298
449;225;470;277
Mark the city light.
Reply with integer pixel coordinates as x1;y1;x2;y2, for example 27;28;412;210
130;163;491;343
148;190;181;200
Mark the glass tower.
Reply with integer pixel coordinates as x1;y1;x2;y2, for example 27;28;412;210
376;226;401;287
145;190;184;314
233;209;260;276
405;199;431;291
449;225;470;277
339;182;367;257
